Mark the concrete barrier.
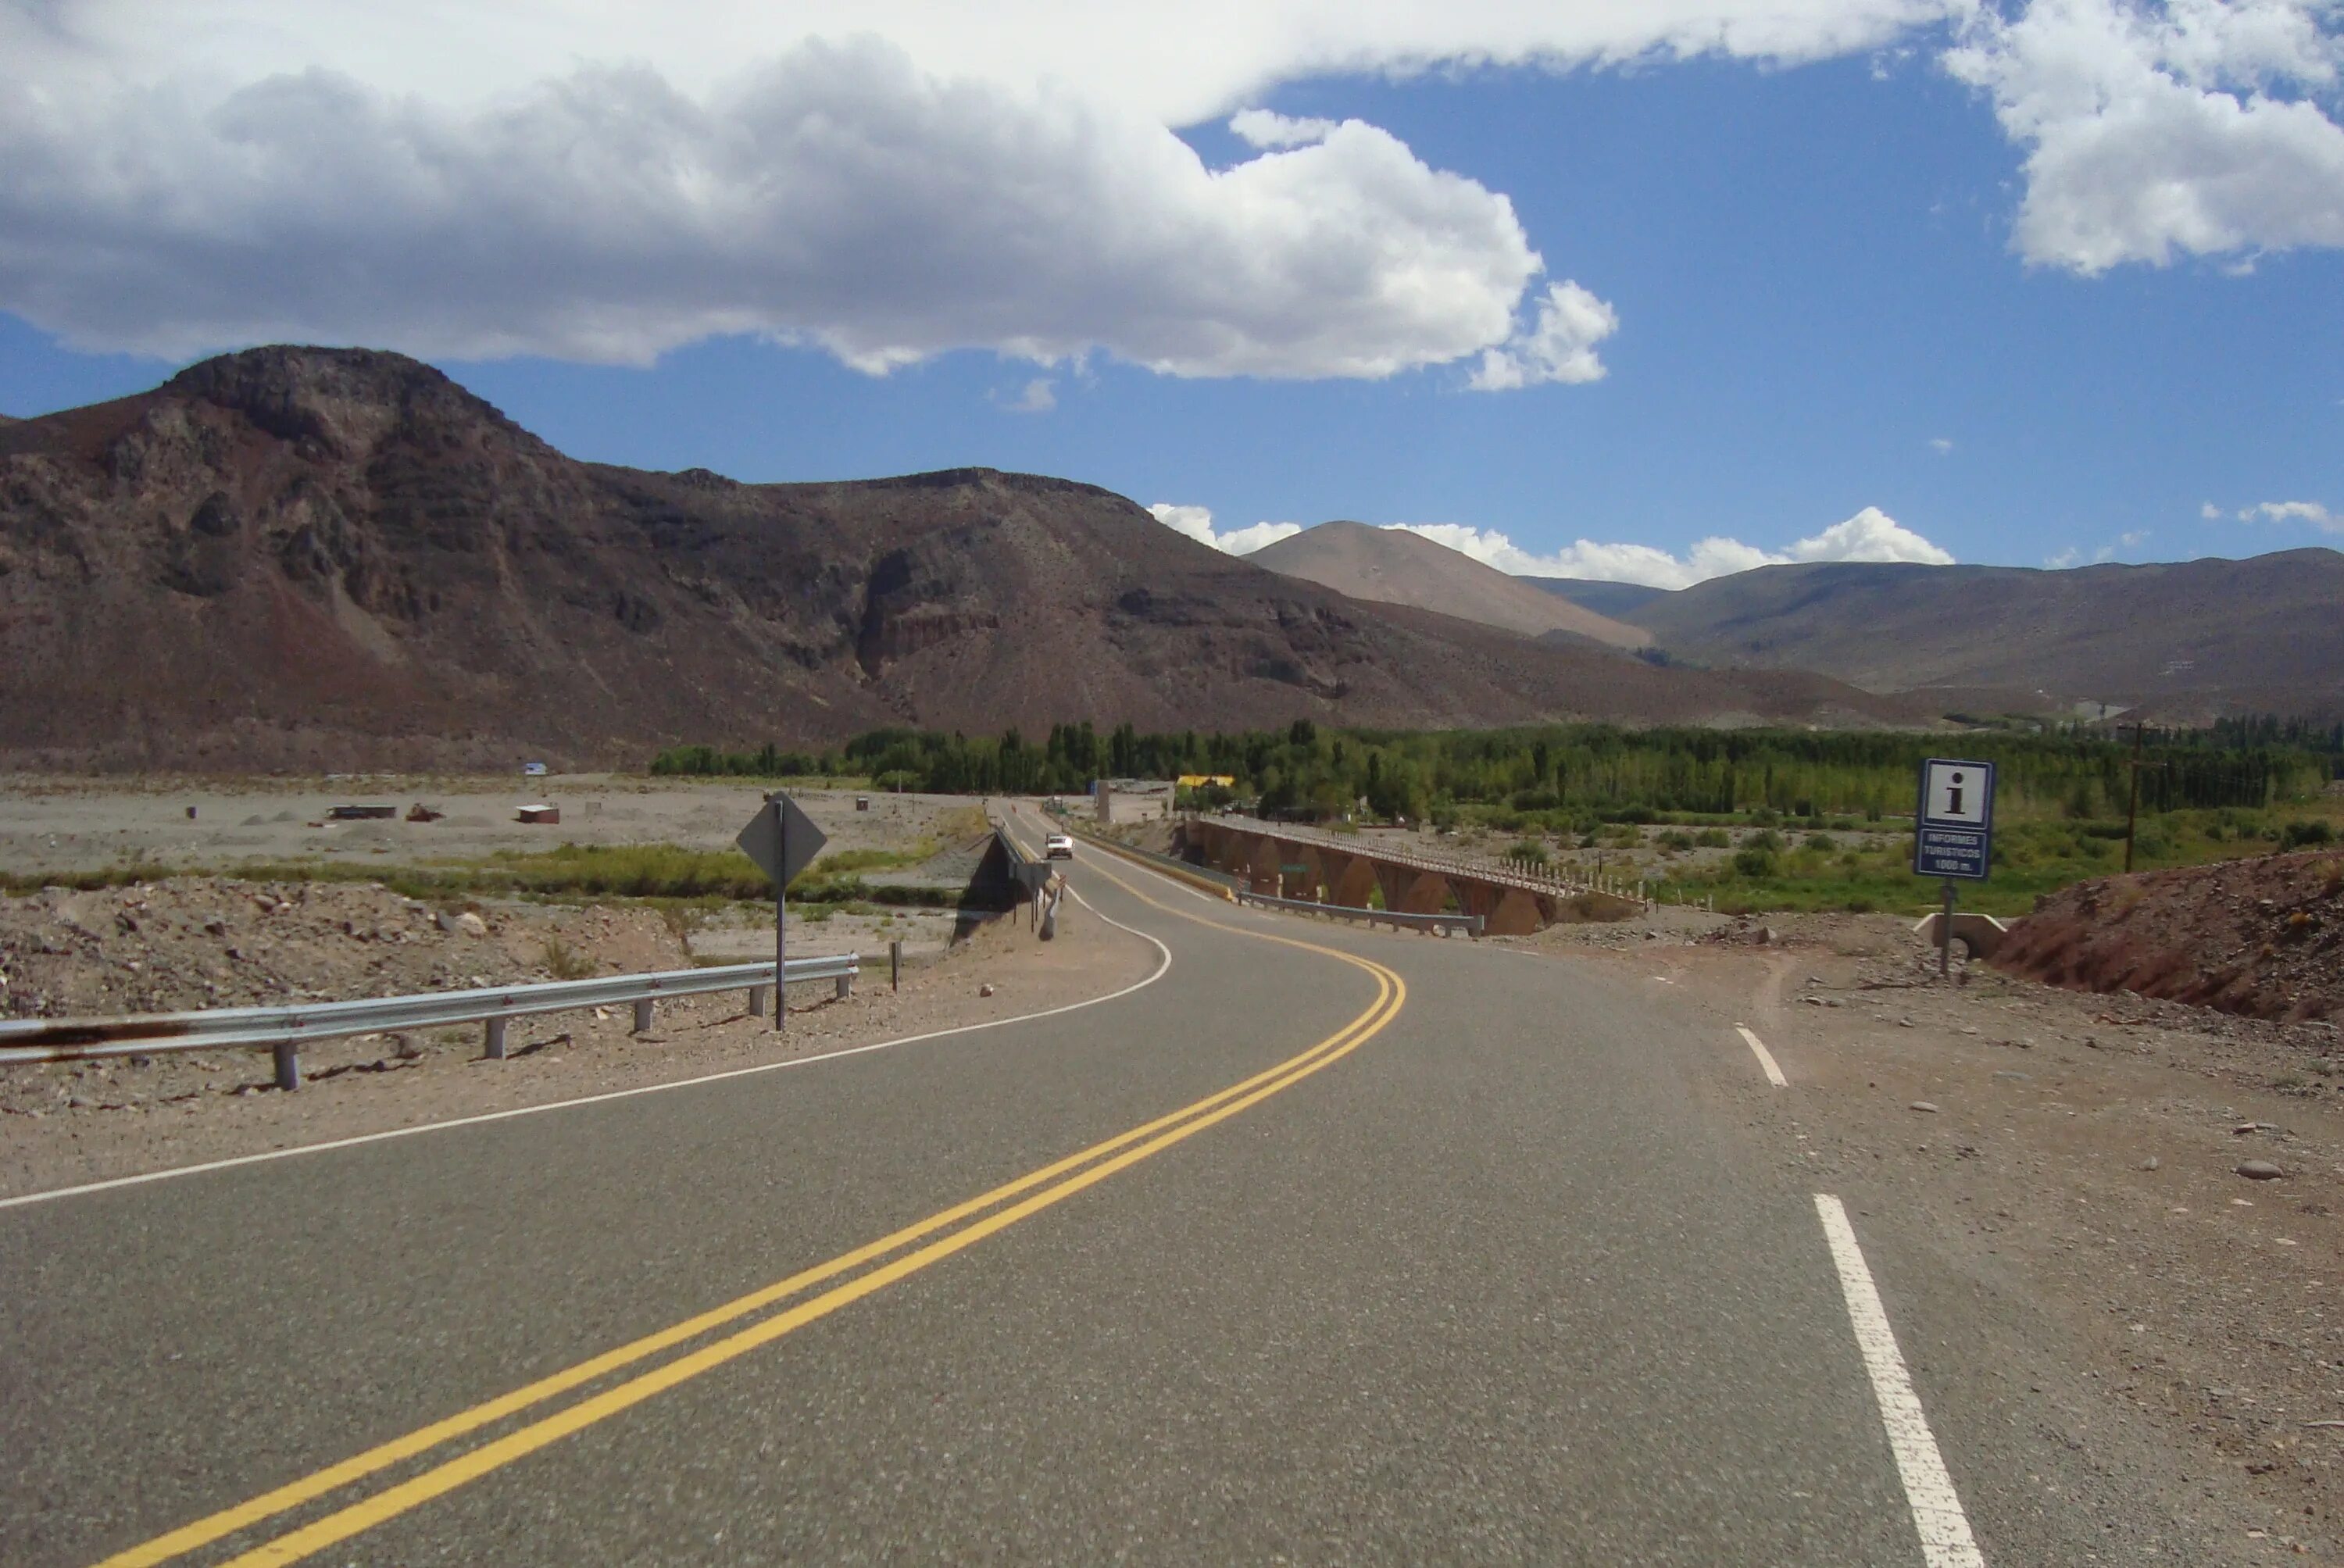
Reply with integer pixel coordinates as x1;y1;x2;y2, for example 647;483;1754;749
1913;911;2009;960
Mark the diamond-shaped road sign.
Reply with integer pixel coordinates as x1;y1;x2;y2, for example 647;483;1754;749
736;791;827;888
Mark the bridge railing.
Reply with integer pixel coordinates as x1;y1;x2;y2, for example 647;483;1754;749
1203;815;1620;900
1233;890;1481;938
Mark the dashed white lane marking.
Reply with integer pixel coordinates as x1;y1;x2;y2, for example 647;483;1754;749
1734;1023;1789;1088
1813;1194;1988;1568
0;888;1172;1214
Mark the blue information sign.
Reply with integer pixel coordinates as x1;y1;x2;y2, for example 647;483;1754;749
1913;758;1995;880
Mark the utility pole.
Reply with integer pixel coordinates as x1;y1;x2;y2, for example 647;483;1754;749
2124;723;2143;872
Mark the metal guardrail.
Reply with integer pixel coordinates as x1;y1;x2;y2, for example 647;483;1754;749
993;825;1052;897
0;953;859;1091
1235;890;1482;938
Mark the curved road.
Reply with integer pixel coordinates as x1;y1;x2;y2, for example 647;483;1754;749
0;805;2210;1564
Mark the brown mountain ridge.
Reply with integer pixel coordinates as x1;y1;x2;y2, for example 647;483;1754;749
1532;555;2344;721
0;346;1913;770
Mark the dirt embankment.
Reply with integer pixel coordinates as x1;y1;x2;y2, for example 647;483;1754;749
1993;851;2344;1022
0;879;681;1023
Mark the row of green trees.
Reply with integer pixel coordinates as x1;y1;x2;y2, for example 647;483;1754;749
649;718;2338;825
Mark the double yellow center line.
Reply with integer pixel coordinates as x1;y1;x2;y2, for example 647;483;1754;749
100;840;1405;1567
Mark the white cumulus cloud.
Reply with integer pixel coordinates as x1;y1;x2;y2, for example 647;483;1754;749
1946;0;2344;271
1467;280;1620;391
3;5;1966;132
995;378;1056;413
0;41;1549;373
1149;501;1954;588
1372;505;1954;588
2239;498;2341;529
7;0;2332;382
1148;503;1306;555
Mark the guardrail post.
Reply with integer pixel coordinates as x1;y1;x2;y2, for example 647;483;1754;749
484;1017;507;1059
632;998;655;1034
834;972;852;1000
748;984;768;1017
890;940;901;991
273;1041;299;1091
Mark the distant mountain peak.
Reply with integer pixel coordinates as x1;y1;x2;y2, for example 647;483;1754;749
160;344;527;459
1251;520;1652;649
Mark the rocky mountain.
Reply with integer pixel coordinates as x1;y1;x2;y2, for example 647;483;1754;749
1563;556;2344;721
1251;522;1650;648
0;348;1913;770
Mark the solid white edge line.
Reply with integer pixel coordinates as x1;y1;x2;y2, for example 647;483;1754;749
0;876;1173;1214
1734;1023;1790;1088
1813;1194;1988;1568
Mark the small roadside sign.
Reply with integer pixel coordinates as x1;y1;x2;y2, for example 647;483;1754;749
1913;758;1994;881
737;791;827;1034
736;791;827;888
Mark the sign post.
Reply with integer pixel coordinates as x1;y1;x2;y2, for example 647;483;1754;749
736;792;827;1030
1913;758;1995;977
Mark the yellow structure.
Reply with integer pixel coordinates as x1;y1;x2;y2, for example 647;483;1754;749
1175;774;1236;788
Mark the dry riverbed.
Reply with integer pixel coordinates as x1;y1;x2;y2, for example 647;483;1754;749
0;775;980;879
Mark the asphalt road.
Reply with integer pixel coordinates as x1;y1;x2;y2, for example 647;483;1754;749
0;805;2235;1565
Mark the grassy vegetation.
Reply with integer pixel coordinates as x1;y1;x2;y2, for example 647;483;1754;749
654;716;2339;825
1635;804;2344;916
538;934;597;979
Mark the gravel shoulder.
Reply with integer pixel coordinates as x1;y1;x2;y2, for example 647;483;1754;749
1497;907;2344;1560
0;892;1159;1202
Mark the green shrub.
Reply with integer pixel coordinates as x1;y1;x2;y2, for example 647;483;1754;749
1733;846;1781;877
1694;828;1731;848
1804;832;1835;853
2282;819;2337;848
539;936;596;980
1506;839;1552;866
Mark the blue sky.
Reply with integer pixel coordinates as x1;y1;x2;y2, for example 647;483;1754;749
3;3;2338;585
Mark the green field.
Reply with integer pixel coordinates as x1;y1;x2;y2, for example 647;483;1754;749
0;841;965;909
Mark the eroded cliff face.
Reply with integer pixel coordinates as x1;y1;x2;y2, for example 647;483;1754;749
0;347;1903;770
